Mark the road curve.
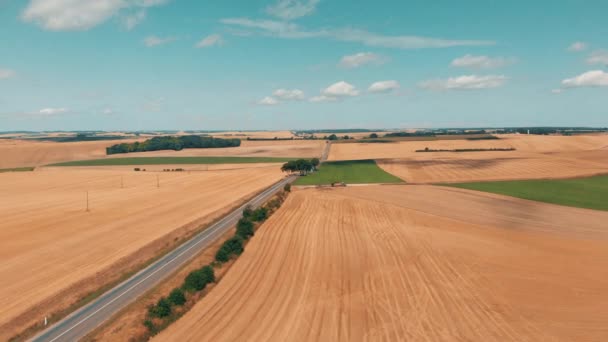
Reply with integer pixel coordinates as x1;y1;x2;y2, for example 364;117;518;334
30;175;296;342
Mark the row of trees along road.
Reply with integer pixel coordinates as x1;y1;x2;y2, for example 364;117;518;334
281;158;320;175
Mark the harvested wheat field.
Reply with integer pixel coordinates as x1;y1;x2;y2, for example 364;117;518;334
112;139;325;159
157;185;608;342
328;134;608;183
0;139;140;169
0;138;323;169
0;167;284;339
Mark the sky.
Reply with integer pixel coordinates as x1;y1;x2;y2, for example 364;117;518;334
0;0;607;131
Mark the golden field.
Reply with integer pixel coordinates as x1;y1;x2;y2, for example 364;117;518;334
157;185;608;342
0;167;285;339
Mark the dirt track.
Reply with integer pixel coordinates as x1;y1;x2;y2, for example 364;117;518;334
157;185;608;342
0;167;284;339
328;134;608;183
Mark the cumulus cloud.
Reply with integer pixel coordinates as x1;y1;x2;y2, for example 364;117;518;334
0;69;16;79
309;81;359;102
568;41;588;52
195;34;224;48
21;0;169;31
220;18;495;49
368;80;400;94
143;35;175;47
586;51;608;66
258;96;279;106
561;70;608;88
273;88;305;100
339;52;386;68
451;54;514;69
420;75;507;91
322;81;359;97
266;0;320;20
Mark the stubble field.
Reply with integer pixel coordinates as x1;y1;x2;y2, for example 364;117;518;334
329;134;608;183
156;185;608;342
0;167;285;339
0;138;324;169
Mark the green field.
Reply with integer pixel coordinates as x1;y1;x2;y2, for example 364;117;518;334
294;160;403;185
0;167;35;173
48;157;295;167
446;175;608;211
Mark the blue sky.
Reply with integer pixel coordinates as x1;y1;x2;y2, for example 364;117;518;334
1;0;607;131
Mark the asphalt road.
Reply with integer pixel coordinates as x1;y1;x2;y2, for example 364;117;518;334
30;175;296;342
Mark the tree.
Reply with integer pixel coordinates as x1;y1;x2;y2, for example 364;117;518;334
201;265;215;283
369;133;378;139
328;134;338;141
242;205;253;219
215;236;244;262
311;158;320;170
283;183;291;192
251;207;268;222
149;297;171;318
236;218;254;240
168;288;186;306
184;269;207;292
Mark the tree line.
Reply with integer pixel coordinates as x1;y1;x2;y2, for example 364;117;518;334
106;135;241;155
281;158;320;175
142;184;291;337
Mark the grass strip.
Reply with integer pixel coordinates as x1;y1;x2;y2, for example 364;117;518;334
445;175;608;211
294;160;403;185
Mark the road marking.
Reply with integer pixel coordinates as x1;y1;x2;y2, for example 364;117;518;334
36;177;291;342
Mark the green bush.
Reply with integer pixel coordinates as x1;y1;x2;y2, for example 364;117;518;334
143;319;156;333
283;183;291;192
251;207;268;222
149;297;171;318
242;205;253;219
236;218;254;240
215;247;230;263
215;236;244;262
183;270;208;292
200;265;215;283
168;288;186;306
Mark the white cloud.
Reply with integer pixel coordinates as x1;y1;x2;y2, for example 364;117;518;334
339;52;386;68
568;41;588;52
195;34;224;48
258;96;279;106
38;107;68;115
309;95;337;103
368;80;400;94
143;35;175;47
22;0;169;31
420;75;507;91
322;81;359;97
586;51;608;66
122;9;146;30
0;69;16;79
220;18;495;49
266;0;320;20
551;89;563;94
451;54;513;69
562;70;608;88
272;89;305;100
